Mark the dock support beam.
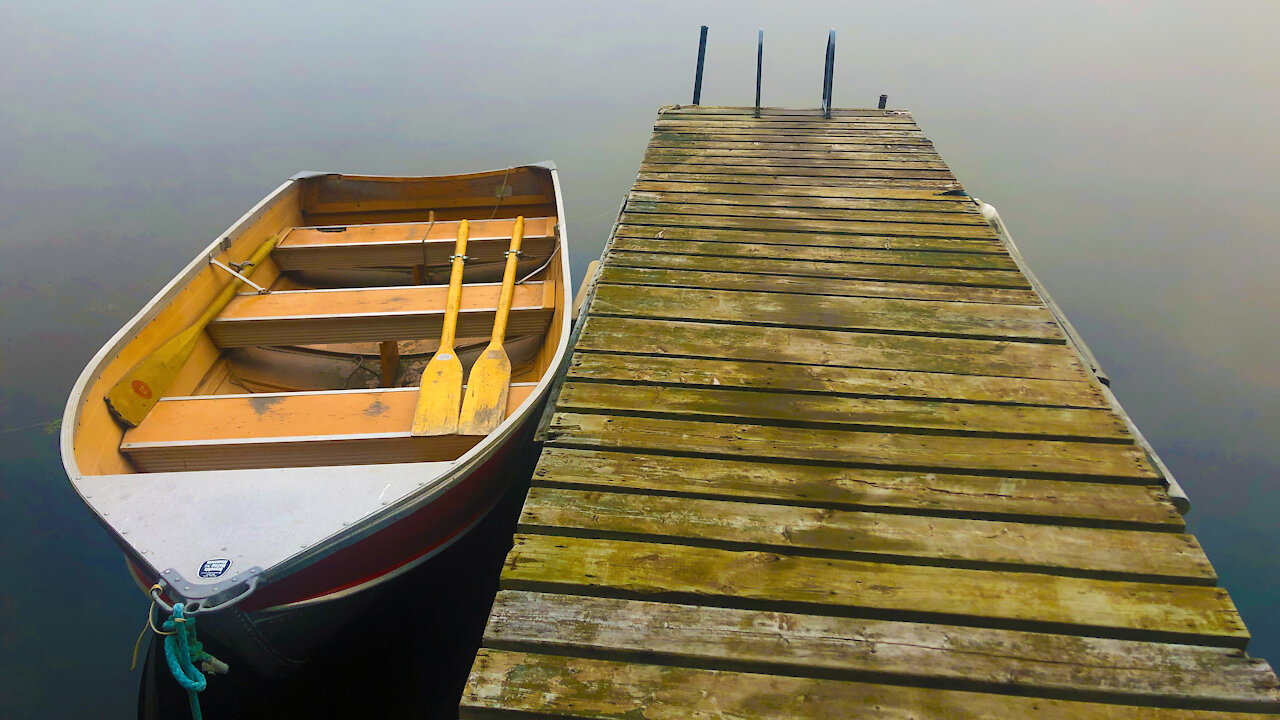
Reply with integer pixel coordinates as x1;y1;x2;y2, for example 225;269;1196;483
692;26;708;105
821;30;835;118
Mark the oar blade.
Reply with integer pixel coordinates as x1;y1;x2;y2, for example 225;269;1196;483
411;351;464;436
457;345;511;436
104;325;204;427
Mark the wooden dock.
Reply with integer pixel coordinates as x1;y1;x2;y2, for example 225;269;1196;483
459;106;1280;717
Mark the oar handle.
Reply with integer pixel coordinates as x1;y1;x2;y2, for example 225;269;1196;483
440;220;469;349
194;235;280;329
490;217;525;344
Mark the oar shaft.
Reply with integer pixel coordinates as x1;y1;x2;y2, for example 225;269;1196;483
489;217;524;344
441;220;470;349
194;235;279;329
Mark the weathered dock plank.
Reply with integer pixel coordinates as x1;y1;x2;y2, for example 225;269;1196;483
577;317;1088;380
621;211;992;238
613;223;1004;252
600;265;1043;304
609;236;1017;268
626;190;982;214
464;650;1280;719
636;170;964;189
589;285;1062;342
518;488;1212;583
500;534;1247;646
639;163;958;181
628;180;976;201
546;413;1158;482
608;251;1031;288
461;106;1280;717
566;353;1108;407
533;449;1184;530
555;382;1128;442
626;199;985;225
644;151;948;167
484;593;1280;711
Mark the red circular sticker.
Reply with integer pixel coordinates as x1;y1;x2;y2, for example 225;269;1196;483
131;380;153;399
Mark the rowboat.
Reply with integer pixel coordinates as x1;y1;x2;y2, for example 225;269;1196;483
60;165;570;674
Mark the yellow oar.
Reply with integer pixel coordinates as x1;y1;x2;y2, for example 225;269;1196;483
412;220;469;436
105;235;279;427
458;216;524;436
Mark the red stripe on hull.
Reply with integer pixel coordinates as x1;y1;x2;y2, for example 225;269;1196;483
242;435;527;611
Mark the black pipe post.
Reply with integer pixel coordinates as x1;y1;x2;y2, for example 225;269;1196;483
692;26;709;105
821;30;835;118
754;29;763;118
878;94;888;110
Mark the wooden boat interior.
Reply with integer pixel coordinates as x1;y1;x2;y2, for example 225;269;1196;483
70;168;566;476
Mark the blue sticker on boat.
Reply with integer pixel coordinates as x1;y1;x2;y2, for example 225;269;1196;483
199;559;231;578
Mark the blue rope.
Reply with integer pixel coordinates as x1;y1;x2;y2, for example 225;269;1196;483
162;603;208;720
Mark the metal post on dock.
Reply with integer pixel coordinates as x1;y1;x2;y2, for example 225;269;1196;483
692;25;708;105
754;30;764;118
879;94;888;109
821;30;835;118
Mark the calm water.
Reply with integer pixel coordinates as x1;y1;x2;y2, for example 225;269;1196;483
2;2;1278;716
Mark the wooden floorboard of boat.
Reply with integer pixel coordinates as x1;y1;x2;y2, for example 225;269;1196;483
273;216;556;270
207;283;553;347
120;385;536;471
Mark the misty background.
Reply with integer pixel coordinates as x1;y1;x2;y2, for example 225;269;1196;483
2;1;1277;716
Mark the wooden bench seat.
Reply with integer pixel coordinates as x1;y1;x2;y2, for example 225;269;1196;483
121;384;537;471
273;217;557;270
207;282;554;347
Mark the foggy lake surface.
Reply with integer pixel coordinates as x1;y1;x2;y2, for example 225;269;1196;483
2;1;1277;716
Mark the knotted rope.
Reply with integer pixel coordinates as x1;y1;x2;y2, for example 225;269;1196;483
162;602;209;720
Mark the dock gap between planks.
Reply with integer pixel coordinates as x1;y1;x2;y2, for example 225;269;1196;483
459;106;1280;717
